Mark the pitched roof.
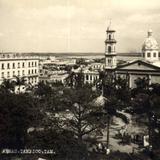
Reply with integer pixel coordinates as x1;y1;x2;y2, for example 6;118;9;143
116;60;160;71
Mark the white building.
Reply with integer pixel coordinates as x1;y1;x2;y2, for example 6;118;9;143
83;69;99;84
73;67;99;84
40;73;69;84
0;54;39;86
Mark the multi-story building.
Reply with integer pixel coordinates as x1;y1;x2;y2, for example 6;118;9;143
73;67;99;84
0;54;39;86
83;69;99;84
39;68;69;85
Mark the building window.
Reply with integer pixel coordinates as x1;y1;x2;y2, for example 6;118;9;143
142;52;145;58
28;70;30;75
86;75;89;80
22;62;25;68
28;62;30;67
31;78;33;83
32;62;34;67
18;71;20;76
13;71;15;76
35;78;37;83
108;59;111;65
90;75;92;81
159;52;160;57
22;70;25;76
35;69;37;74
2;63;4;69
1;72;4;78
7;72;10;78
108;46;112;53
7;63;10;69
32;69;34;74
109;34;111;40
35;62;37;67
13;63;15;69
153;52;157;57
18;62;20;68
147;52;151;57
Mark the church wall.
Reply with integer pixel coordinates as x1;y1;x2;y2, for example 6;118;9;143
116;71;160;88
151;75;160;84
130;74;147;88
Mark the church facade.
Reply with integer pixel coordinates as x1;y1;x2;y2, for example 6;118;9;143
105;26;160;88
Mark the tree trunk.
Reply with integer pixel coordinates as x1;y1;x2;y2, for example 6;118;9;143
148;115;152;148
106;115;110;149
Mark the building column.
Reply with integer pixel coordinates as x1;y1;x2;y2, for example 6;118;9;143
128;74;132;88
148;75;152;85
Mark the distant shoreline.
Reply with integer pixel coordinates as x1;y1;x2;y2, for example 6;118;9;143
0;52;142;57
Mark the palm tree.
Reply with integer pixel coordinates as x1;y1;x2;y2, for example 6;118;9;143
13;76;26;94
0;79;15;93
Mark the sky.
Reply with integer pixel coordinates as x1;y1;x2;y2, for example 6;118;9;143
0;0;160;53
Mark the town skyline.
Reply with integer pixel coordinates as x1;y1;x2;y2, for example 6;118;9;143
0;0;160;53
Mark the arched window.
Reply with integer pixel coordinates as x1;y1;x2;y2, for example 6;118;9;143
109;34;111;40
108;59;111;65
108;46;112;53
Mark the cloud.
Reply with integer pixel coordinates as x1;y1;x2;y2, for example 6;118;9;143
0;0;160;52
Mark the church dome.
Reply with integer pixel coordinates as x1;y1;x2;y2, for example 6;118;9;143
142;30;159;51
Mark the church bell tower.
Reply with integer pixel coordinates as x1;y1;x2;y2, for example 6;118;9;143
105;23;117;69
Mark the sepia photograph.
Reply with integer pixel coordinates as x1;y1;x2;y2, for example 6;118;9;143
0;0;160;160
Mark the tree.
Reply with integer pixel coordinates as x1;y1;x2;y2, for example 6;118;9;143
66;69;85;88
97;71;130;150
114;75;131;106
27;81;91;159
28;129;88;159
0;79;15;93
131;77;150;97
62;86;103;142
0;92;37;149
33;81;53;98
150;83;160;96
13;76;26;93
131;79;160;153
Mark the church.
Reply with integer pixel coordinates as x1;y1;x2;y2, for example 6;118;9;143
105;25;160;88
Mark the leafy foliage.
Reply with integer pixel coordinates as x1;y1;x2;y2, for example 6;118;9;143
0;92;38;149
62;85;103;141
